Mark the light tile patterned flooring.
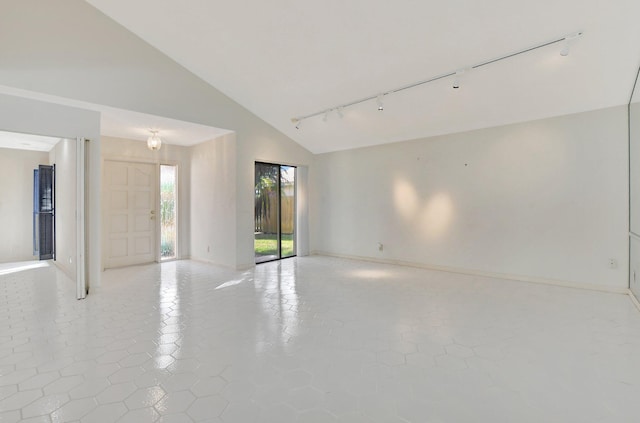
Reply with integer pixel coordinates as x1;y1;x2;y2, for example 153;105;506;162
1;257;640;422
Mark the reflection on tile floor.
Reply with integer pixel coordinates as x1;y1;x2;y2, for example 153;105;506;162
1;257;640;422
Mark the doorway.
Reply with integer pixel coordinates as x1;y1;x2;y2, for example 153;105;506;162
254;162;296;263
0;131;87;299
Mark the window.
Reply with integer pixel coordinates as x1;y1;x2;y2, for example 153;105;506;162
160;164;177;260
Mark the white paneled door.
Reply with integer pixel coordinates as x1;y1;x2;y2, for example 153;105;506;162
105;161;157;268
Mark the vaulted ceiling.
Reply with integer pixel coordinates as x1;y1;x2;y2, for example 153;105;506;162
86;0;640;153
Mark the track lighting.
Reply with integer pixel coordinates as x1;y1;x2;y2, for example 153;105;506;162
560;32;582;57
290;31;583;127
452;69;465;89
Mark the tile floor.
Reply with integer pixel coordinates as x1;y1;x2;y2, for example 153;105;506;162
1;257;640;422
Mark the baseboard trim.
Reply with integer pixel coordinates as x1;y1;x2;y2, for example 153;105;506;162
51;260;76;282
628;289;640;311
310;251;628;295
188;256;255;271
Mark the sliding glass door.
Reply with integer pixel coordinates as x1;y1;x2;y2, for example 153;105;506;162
254;162;296;263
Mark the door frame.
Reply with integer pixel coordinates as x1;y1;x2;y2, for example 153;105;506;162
76;137;87;299
0;126;91;300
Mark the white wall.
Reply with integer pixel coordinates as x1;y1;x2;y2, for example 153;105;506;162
189;134;237;267
296;166;310;257
0;0;314;271
49;139;77;279
101;136;191;262
629;72;640;297
311;106;629;290
0;148;49;262
630;98;640;235
0;94;101;288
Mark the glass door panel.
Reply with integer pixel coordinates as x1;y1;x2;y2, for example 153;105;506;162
255;162;296;263
255;163;280;263
280;166;296;258
160;165;177;260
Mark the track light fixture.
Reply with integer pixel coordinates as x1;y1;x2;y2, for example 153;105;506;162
452;69;466;89
560;32;582;56
291;31;583;128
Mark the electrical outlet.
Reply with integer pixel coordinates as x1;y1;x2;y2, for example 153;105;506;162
608;258;618;269
378;242;383;252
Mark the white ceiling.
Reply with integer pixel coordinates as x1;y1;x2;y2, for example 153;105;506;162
87;0;640;154
0;130;61;152
100;108;231;146
0;84;232;147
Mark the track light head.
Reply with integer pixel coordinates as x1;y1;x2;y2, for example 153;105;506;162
291;118;302;129
560;32;582;57
376;95;384;111
453;69;465;89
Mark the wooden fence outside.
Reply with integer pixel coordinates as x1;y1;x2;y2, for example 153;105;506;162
255;192;294;234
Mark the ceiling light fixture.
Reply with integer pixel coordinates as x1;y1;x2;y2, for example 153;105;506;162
147;130;162;151
291;31;583;127
560;32;582;56
452;69;466;89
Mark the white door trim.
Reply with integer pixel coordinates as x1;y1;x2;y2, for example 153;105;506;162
75;137;86;299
